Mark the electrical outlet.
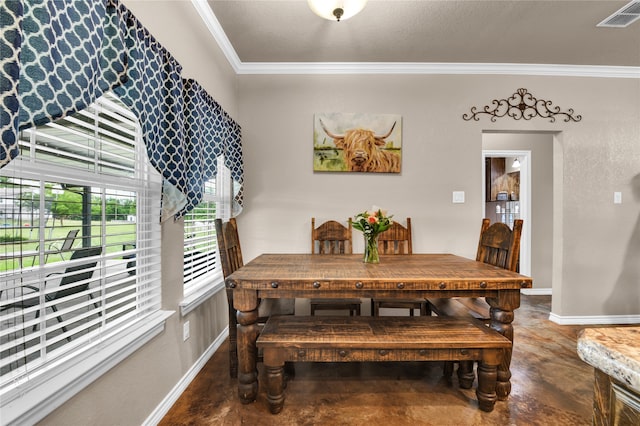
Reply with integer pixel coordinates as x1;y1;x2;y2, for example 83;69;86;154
183;321;190;341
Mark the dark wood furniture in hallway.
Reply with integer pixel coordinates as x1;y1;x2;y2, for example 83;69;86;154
225;253;532;404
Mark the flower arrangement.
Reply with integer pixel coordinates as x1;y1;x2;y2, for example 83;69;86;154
352;207;393;263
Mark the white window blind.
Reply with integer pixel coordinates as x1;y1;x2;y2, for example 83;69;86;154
0;93;162;394
183;179;221;296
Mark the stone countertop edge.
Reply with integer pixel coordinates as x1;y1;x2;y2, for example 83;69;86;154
577;327;640;393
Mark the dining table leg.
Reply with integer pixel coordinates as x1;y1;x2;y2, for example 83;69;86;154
486;290;520;401
234;289;260;404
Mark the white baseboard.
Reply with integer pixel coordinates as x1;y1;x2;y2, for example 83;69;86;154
143;329;229;426
548;313;640;325
521;288;552;296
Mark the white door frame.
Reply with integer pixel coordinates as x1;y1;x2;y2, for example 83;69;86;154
482;150;531;276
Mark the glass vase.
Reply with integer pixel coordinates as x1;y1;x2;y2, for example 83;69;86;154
363;234;380;264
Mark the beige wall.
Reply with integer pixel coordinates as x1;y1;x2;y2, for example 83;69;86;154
237;74;640;319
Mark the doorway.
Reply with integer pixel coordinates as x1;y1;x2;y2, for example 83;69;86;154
482;150;531;276
482;132;556;294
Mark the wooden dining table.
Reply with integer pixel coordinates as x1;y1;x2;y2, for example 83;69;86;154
225;253;533;404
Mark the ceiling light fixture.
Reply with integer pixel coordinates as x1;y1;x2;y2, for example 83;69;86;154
513;158;521;168
308;0;368;22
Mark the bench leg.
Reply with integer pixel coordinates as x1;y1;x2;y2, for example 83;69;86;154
265;364;285;414
476;361;498;412
457;361;475;389
443;361;454;378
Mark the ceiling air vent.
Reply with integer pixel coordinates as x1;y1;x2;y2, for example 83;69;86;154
598;0;640;27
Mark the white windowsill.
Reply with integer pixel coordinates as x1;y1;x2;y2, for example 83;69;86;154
1;310;175;426
180;276;226;316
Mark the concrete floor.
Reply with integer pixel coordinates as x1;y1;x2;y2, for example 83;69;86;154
159;296;604;425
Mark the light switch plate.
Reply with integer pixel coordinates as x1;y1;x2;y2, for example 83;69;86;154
614;192;622;204
452;191;465;203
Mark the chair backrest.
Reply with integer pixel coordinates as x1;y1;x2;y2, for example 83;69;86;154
215;218;244;277
475;218;523;272
377;218;412;255
311;218;353;254
60;229;79;251
54;246;102;299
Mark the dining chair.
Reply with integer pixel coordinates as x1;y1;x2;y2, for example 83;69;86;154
309;218;362;316
370;218;430;316
430;218;523;383
2;246;103;341
215;218;295;378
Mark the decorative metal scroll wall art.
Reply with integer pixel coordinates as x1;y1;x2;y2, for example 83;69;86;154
463;88;582;123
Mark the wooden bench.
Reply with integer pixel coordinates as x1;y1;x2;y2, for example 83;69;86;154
427;297;492;379
256;315;511;414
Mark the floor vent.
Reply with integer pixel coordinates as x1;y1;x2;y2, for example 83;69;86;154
598;1;640;27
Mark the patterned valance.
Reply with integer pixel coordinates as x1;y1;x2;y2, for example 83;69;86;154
112;4;187;218
223;112;244;215
178;79;222;219
177;79;244;218
1;0;126;165
0;0;244;220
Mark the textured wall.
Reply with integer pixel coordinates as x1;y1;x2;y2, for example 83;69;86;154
237;74;640;318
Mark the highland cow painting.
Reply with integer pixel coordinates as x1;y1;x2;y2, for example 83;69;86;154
313;113;402;173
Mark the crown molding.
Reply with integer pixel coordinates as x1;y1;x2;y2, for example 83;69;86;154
191;0;640;79
191;0;242;73
236;62;640;78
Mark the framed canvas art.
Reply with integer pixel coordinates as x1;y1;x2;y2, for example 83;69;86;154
313;113;402;173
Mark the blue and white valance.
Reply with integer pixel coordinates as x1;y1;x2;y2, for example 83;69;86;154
177;79;244;218
112;4;187;218
223;111;244;215
1;0;244;220
177;79;223;219
1;0;126;166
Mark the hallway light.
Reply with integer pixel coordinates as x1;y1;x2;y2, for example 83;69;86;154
512;158;521;168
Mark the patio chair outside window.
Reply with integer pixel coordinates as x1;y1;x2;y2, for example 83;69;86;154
2;247;103;342
31;229;79;266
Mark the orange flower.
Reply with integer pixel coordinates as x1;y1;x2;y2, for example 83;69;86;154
353;207;393;236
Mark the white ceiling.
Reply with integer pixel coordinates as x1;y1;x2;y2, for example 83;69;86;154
202;0;640;74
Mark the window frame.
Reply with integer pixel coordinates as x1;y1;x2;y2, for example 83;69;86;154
0;94;171;425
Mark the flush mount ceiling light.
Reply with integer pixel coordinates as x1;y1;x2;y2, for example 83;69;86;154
308;0;368;22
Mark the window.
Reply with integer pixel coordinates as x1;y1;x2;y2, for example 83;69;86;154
183;178;218;295
181;157;231;314
0;93;164;423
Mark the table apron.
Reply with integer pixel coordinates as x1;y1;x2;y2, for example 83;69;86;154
255;289;506;299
